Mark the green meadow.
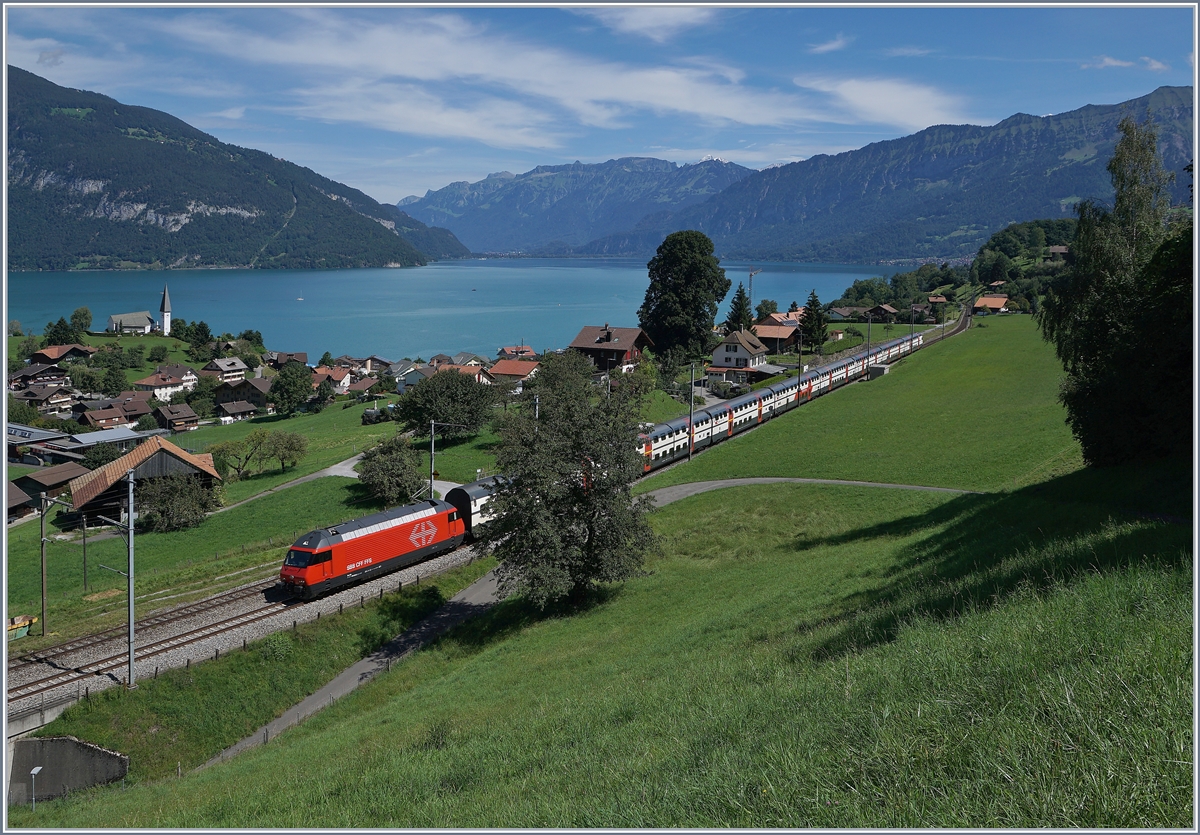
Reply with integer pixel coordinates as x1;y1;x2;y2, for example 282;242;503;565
638;316;1082;494
10;311;1192;827
17;466;1191;827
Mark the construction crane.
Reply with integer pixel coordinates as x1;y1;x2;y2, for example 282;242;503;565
748;267;762;317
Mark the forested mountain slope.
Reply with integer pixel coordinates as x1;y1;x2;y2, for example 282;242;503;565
400;157;753;253
577;86;1194;262
7;66;469;270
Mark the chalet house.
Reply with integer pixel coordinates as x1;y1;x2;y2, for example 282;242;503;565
348;379;377;398
386;359;421;380
30;344;97;366
497;345;537;361
829;330;845;342
928;295;949;304
752;320;799;354
9;363;68;391
399;365;437;393
312;366;351;394
218;400;259;421
440;365;496;385
828;306;868;321
153;404;200;432
488;359;539;393
1048;245;1069;261
760;311;802;326
69;436;220;520
973;295;1009;315
568;324;653;374
202;357;249;383
215;377;272;409
865;304;900;322
14;385;72;415
451;352;491;368
133;365;198;401
267;351;308;370
707;330;772;385
361;355;394;374
429;354;454;368
79;406;131;430
107;311;154;334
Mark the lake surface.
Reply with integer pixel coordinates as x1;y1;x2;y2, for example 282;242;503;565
6;259;899;362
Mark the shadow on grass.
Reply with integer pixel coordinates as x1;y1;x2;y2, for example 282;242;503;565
789;458;1192;663
435;584;622;654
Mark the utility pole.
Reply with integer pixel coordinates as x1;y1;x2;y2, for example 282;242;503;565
39;493;47;637
81;514;88;593
430;420;436;499
688;363;695;461
97;470;137;689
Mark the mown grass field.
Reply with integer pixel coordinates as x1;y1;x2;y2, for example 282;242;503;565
14;460;1191;827
5;478;382;652
638;316;1081;494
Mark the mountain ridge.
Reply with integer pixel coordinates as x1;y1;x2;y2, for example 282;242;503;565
6;66;470;271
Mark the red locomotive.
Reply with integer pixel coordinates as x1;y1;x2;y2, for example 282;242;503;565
280;499;465;599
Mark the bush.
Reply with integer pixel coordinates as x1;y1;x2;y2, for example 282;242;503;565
136;473;220;532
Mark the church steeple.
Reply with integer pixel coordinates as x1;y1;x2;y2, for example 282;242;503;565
160;284;172;336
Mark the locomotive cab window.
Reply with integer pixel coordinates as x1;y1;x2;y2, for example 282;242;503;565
284;550;311;568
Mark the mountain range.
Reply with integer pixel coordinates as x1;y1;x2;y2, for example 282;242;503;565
6;64;1192;270
400;157;754;253
402;87;1193;263
6;66;469;271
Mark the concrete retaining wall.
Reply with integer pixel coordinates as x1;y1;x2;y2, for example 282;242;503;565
7;736;128;806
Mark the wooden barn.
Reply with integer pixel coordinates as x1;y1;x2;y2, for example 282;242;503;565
68;436;221;522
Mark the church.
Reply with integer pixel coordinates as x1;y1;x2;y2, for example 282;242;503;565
105;285;173;335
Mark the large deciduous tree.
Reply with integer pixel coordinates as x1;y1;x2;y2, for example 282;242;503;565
475;350;655;608
137;473;220;532
1037;116;1190;465
69;307;92;339
358;434;424;506
638;230;730;364
271;360;314;416
393;370;494;439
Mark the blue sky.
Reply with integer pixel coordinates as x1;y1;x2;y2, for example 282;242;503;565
6;5;1195;205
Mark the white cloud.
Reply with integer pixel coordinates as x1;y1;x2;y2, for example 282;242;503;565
214;106;246;120
1141;56;1170;72
809;34;852;54
884;46;931;58
1081;56;1134;69
573;7;719;43
143;10;831;143
794;76;973;132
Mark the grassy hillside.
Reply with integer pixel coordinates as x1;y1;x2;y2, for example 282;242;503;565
638;316;1081;494
17;466;1191;826
11;312;1190;826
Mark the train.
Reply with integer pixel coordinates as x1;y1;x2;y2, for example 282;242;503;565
280;331;925;598
639;331;924;470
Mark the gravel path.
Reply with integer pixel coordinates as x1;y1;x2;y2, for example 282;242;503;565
644;477;980;509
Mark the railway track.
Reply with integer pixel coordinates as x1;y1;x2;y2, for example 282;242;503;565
8;596;299;704
7;579;280;678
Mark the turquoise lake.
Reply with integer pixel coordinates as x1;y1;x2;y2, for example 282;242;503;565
6;259;899;362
